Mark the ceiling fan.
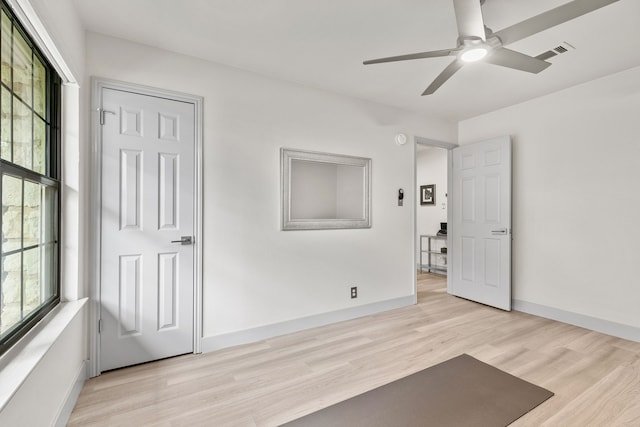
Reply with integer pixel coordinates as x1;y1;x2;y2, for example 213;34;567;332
363;0;620;95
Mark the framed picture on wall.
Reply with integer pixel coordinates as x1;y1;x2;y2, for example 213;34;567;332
420;184;435;205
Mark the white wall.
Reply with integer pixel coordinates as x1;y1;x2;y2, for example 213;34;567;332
290;162;364;220
290;161;338;219
335;164;365;219
416;147;448;262
0;0;88;425
458;65;640;331
85;32;456;340
0;305;86;426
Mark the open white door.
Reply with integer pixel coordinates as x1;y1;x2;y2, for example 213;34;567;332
450;136;512;310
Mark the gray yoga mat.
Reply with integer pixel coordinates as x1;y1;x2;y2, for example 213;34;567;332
281;354;553;427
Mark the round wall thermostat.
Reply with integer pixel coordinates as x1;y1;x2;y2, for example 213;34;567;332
395;133;407;146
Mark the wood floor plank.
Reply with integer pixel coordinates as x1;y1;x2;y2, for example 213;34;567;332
541;362;640;426
69;273;640;426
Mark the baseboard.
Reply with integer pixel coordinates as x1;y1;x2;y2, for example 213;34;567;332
416;264;447;275
53;360;87;427
513;299;640;343
202;296;415;353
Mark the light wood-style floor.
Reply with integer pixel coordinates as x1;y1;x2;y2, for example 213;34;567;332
69;274;640;426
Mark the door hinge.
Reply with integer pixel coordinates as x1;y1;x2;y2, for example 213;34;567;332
98;319;103;334
97;108;116;125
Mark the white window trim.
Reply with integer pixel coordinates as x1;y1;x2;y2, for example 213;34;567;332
0;299;87;412
5;0;77;85
0;0;83;416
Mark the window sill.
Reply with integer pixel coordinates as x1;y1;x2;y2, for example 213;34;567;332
0;298;87;412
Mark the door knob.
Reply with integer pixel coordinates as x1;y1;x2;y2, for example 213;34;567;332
491;228;508;235
171;236;194;245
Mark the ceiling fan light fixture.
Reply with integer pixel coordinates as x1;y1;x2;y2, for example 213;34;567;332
460;47;488;62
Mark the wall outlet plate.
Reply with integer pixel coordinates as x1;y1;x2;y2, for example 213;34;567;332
350;287;357;299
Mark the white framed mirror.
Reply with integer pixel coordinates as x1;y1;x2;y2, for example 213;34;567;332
281;148;372;230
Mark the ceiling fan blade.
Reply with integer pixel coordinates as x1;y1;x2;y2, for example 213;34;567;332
485;48;552;73
453;0;487;40
422;60;464;96
495;0;620;46
363;48;456;65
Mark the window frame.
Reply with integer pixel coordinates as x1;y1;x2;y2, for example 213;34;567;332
0;0;61;358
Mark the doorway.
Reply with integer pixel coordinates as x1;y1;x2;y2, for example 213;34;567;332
414;137;457;302
90;79;203;376
413;135;513;310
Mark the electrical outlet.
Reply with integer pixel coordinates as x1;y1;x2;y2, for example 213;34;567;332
350;286;358;299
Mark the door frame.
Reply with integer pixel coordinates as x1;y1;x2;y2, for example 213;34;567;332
413;136;458;297
89;77;204;377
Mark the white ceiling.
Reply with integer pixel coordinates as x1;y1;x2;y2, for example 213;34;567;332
72;0;640;121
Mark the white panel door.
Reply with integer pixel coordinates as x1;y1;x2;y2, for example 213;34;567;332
450;136;512;310
100;88;195;371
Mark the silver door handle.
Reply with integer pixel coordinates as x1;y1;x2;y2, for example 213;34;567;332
491;228;508;235
171;236;194;245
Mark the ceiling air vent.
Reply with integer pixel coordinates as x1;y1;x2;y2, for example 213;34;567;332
553;45;568;54
535;42;576;61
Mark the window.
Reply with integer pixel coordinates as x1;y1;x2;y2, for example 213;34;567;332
0;1;61;357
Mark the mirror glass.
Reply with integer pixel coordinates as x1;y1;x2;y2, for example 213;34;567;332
281;149;371;230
